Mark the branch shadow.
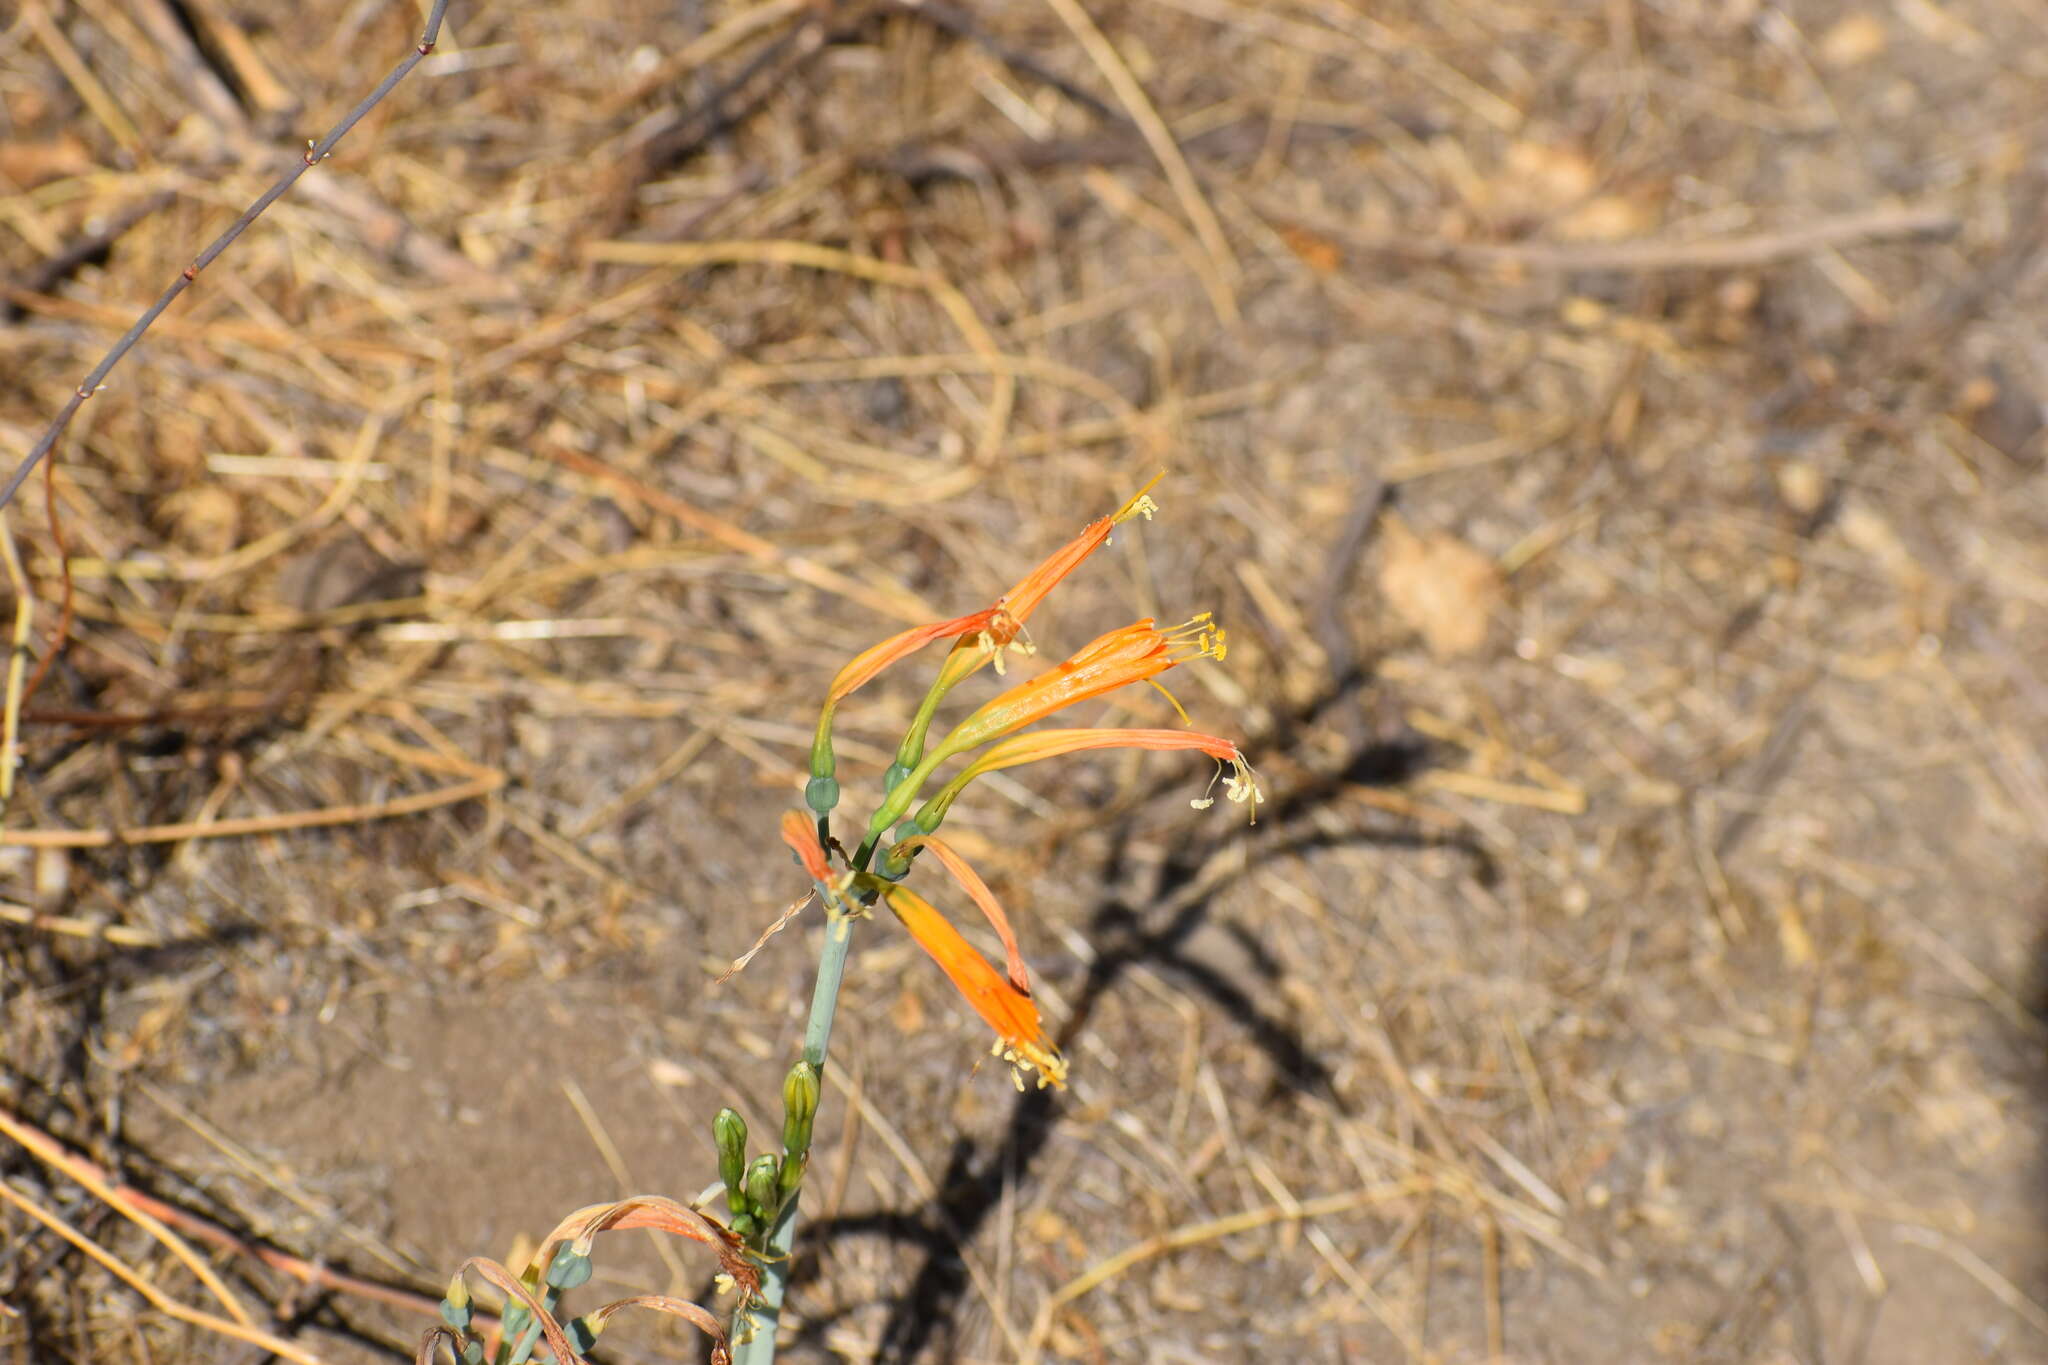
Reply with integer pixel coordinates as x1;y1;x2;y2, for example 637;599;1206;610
789;707;1486;1360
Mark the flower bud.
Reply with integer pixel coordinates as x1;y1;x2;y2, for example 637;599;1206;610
439;1272;472;1330
804;774;839;815
778;1150;807;1201
714;1107;748;1208
565;1315;601;1355
545;1245;592;1290
781;1060;820;1158
744;1153;782;1217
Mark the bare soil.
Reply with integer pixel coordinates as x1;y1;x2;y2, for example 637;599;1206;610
4;1;2047;1362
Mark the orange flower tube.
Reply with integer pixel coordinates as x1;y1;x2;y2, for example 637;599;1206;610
888;834;1031;993
997;473;1161;627
882;883;1067;1089
806;606;1001;813
865;615;1228;842
889;475;1162;777
909;728;1261;832
950;616;1225;751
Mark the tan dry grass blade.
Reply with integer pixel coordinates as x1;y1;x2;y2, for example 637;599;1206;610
0;1179;326;1365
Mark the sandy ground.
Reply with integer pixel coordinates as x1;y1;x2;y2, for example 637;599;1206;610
3;1;2047;1361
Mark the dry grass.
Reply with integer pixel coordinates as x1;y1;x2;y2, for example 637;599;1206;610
3;1;2047;1361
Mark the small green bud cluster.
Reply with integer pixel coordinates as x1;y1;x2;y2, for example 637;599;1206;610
715;1058;823;1252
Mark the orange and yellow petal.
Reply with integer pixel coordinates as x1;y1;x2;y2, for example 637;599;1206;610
941;615;1225;755
779;809;833;882
883;884;1067;1089
888;835;1030;993
995;473;1162;628
826;607;1003;704
910;728;1261;832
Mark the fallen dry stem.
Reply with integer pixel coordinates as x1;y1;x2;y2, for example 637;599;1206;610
0;0;456;511
0;1179;324;1365
0;770;502;849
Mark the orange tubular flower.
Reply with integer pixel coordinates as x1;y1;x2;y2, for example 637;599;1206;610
824;607;1004;706
888;834;1030;993
997;473;1162;628
910;728;1263;833
882;882;1067;1089
890;476;1163;774
808;606;1002;812
867;615;1228;840
948;616;1224;753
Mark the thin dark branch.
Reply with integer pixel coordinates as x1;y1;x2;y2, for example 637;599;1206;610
0;0;455;512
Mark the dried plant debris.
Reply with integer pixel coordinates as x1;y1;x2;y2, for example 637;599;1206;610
3;0;2047;1362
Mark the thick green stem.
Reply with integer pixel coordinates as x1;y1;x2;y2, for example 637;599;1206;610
730;910;855;1365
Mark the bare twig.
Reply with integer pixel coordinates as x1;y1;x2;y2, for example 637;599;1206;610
1415;202;1959;273
0;0;455;512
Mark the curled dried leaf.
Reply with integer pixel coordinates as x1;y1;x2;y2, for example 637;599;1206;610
458;1257;582;1365
536;1195;759;1300
585;1294;732;1365
414;1325;464;1365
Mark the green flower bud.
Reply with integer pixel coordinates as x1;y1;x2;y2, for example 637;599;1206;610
807;712;840;814
804;774;840;814
731;1209;760;1241
545;1245;592;1290
439;1272;472;1330
782;1060;820;1158
714;1107;748;1207
504;1310;542;1365
883;762;912;792
501;1304;535;1365
744;1153;781;1217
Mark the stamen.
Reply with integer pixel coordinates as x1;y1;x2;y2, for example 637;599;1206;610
974;630;1005;675
1146;678;1194;725
1112;472;1167;523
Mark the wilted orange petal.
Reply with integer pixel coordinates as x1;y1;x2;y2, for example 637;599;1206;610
779;809;832;882
891;835;1030;993
883;884;1067;1089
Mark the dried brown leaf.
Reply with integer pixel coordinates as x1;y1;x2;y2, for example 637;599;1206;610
1378;518;1503;658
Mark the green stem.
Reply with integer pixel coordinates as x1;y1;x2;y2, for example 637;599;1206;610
730;909;855;1365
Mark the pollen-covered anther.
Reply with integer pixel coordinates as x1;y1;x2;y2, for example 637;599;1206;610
1163;612;1227;664
1110;474;1164;526
996;1040;1068;1090
972;615;1037;677
1191;752;1262;821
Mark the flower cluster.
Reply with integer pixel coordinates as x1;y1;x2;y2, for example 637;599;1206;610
788;479;1261;1088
